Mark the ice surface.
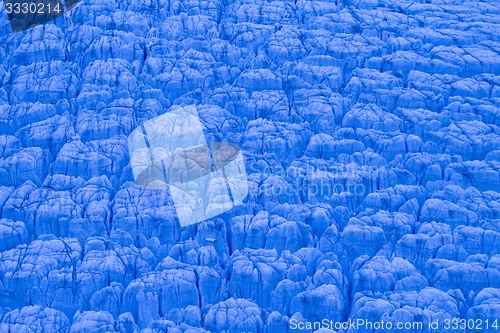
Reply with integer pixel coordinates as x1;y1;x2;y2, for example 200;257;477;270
0;0;499;331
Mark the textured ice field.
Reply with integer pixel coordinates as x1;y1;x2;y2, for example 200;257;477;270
0;0;499;332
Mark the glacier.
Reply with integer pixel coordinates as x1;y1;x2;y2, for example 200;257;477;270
0;0;499;331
